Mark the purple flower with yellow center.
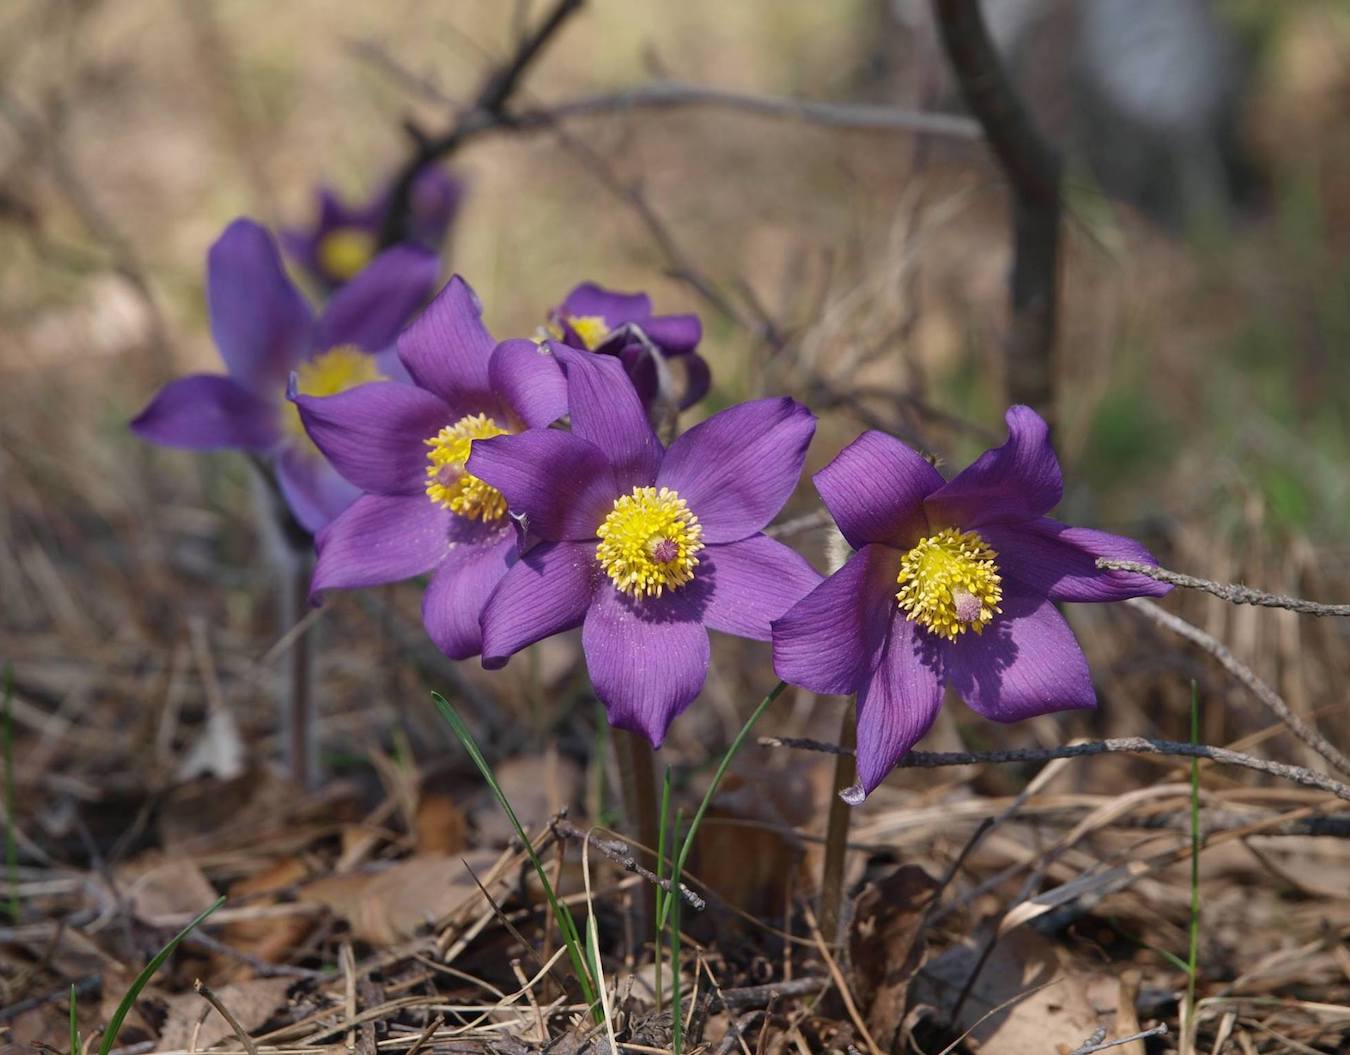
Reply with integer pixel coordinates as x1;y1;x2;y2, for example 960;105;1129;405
771;407;1172;801
283;166;463;290
545;282;710;411
291;276;567;659
466;347;821;744
131;218;439;532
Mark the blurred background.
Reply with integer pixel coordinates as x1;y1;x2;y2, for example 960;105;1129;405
2;0;1349;1047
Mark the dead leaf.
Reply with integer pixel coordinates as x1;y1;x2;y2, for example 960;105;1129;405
414;792;469;855
909;928;1105;1055
300;851;499;945
220;856;315;970
473;750;581;846
157;977;292;1051
176;700;245;782
118;853;217;926
849;864;940;1048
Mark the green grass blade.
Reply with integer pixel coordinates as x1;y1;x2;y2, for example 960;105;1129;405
432;692;599;1016
654;766;672;1013
658;680;786;930
670;808;685;1055
97;895;224;1055
69;982;79;1055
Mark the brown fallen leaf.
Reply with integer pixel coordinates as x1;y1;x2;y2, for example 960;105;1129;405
414;792;469;855
117;852;218;927
220;856;315;971
157;976;293;1051
472;749;582;846
300;850;500;945
909;928;1105;1055
849;864;940;1049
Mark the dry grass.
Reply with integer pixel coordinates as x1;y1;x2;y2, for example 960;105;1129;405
3;1;1349;1052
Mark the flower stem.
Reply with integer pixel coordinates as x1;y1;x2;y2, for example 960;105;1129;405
614;727;660;929
818;702;856;942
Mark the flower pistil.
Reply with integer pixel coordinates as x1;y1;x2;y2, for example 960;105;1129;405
597;486;703;597
316;227;377;283
895;526;1002;640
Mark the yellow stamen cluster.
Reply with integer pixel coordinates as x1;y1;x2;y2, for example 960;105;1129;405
424;413;509;520
895;527;1003;640
596;486;703;598
316;227;376;282
283;345;386;444
565;314;611;351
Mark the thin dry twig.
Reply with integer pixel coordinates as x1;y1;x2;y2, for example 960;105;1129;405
1069;1023;1169;1055
551;817;705;910
1099;560;1350;617
758;736;1350;802
1125;597;1350;778
193;979;260;1055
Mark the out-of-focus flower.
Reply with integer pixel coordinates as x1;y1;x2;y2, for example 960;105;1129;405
284;166;463;289
771;406;1172;801
132;219;438;532
468;347;820;744
292;276;566;659
545;282;709;412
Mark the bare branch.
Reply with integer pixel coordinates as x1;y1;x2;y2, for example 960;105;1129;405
1098;560;1350;617
1070;1024;1168;1055
758;735;1350;802
1125;597;1350;778
550;817;705;911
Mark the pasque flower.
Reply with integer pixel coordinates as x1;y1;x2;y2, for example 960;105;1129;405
284;165;463;289
132;218;438;532
546;282;710;411
771;406;1172;801
467;347;820;744
291;275;566;659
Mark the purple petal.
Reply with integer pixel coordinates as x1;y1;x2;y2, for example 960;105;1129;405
422;528;517;660
641;313;701;354
560;282;651;326
207;219;313;392
981;518;1172;603
814;430;944;550
553;345;662;489
678;353;711;410
657;397;815;544
479;540;598;667
489;339;567;429
694;535;822;641
942;585;1096;722
396;275;495;406
274;447;361;534
311;493;453;596
583;584;710;747
467;430;618;541
852;617;944;798
293;382;452;495
131;374;280;452
313;245;439;353
924;405;1063;529
771;543;898;696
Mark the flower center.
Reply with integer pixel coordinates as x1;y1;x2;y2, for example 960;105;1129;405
566;314;612;351
424;413;509;520
283;345;386;445
596;486;704;598
316;227;376;282
895;527;1003;640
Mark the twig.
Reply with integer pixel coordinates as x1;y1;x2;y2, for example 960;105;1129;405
379;0;585;246
1098;560;1350;617
758;736;1350;802
803;903;884;1055
1125;598;1350;778
551;818;704;910
511;80;980;138
193;980;260;1055
708;976;829;1011
1070;1023;1168;1055
931;0;1061;419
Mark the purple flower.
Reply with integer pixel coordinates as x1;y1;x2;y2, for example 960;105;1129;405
467;347;821;744
546;282;710;411
771;407;1172;801
131;218;439;533
283;166;464;290
291;276;567;660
